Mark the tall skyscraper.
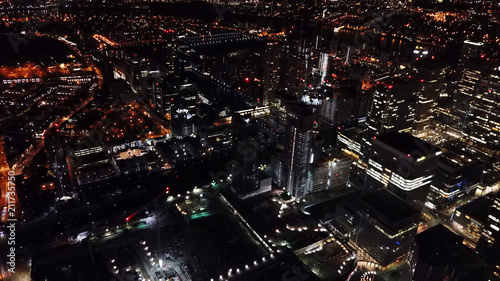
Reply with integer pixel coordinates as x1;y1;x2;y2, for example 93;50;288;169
269;91;297;141
270;151;284;188
318;52;329;84
362;79;419;161
411;62;450;133
453;58;500;161
151;80;164;116
263;45;283;105
231;115;260;196
280;46;308;97
366;79;419;137
365;132;441;209
161;29;178;77
283;102;317;200
320;81;370;126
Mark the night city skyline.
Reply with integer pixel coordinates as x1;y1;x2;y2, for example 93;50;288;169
0;0;499;280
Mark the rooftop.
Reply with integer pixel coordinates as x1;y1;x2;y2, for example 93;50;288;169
77;162;114;174
375;132;440;156
360;189;421;230
439;145;480;170
415;224;492;271
455;196;494;224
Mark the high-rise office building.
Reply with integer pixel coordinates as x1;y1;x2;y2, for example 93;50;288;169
161;29;178;77
283;102;317;200
171;111;196;139
453;58;500;161
149;80;163;114
153;80;197;121
320;81;371;126
366;79;419;137
269;91;297;138
365;132;441;209
279;46;308;97
263;45;283;105
318;52;329;84
308;152;351;193
458;40;484;70
231;115;261;196
362;79;419;161
411;62;450;133
270;151;284;188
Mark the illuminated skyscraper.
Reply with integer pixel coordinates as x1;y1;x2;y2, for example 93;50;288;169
320;81;370;126
283;102;317;200
366;79;419;137
277;42;309;97
411;62;450;133
362;79;419;161
161;29;178;77
263;45;283;105
318;52;329;84
454;58;500;161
